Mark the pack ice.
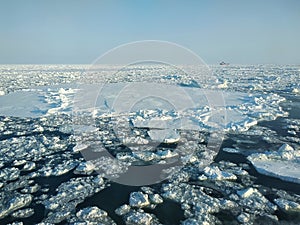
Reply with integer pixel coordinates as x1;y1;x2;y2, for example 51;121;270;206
0;83;287;134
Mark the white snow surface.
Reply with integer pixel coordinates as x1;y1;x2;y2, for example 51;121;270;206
0;83;287;133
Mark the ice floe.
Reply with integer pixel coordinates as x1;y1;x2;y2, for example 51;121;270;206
129;192;150;208
248;144;300;184
0;193;32;219
0;82;287;135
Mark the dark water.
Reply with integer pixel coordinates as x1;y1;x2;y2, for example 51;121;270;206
77;182;185;225
77;182;140;225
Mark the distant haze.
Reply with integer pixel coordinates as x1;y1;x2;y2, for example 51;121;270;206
0;0;300;64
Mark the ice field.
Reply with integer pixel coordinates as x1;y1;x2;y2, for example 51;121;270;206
0;64;299;224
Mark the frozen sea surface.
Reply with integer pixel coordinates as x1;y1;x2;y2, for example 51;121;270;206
0;64;299;225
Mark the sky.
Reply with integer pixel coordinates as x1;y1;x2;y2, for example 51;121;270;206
0;0;300;64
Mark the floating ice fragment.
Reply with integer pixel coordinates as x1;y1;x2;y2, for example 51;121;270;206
74;161;95;175
237;187;258;198
76;206;108;222
222;147;241;154
149;194;163;204
0;167;20;181
44;210;71;224
73;143;89;152
7;222;24;225
156;149;178;159
279;143;294;152
237;212;250;223
20;183;40;194
13;160;27;166
124;211;153;225
132;151;158;162
203;166;237;181
129;192;150;208
22;162;36;171
123;136;149;145
11;208;34;219
292;88;299;94
274;198;300;213
182;218;207;225
115;204;131;216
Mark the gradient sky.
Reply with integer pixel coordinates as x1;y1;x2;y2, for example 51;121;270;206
0;0;300;64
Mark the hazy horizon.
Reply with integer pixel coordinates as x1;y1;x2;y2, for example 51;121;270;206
1;0;300;65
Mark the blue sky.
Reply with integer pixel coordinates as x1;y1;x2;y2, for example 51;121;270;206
0;0;299;64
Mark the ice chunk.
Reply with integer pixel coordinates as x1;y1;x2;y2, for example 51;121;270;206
279;143;294;152
73;143;89;152
237;213;250;223
74;161;95;175
0;167;20;181
7;222;24;225
222;147;240;153
115;204;131;216
13;160;27;166
11;208;34;219
123;136;149;145
203;166;237;181
22;162;36;171
149;194;163;204
129;192;150;208
236;188;277;214
124;211;153;225
132;151;158;162
182;218;207;225
292;88;299;93
156;149;178;159
237;187;258;198
76;206;108;221
21;183;40;194
274;198;300;213
44;210;71;224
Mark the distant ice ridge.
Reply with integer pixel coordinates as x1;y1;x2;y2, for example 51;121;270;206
248;144;300;184
0;83;287;134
